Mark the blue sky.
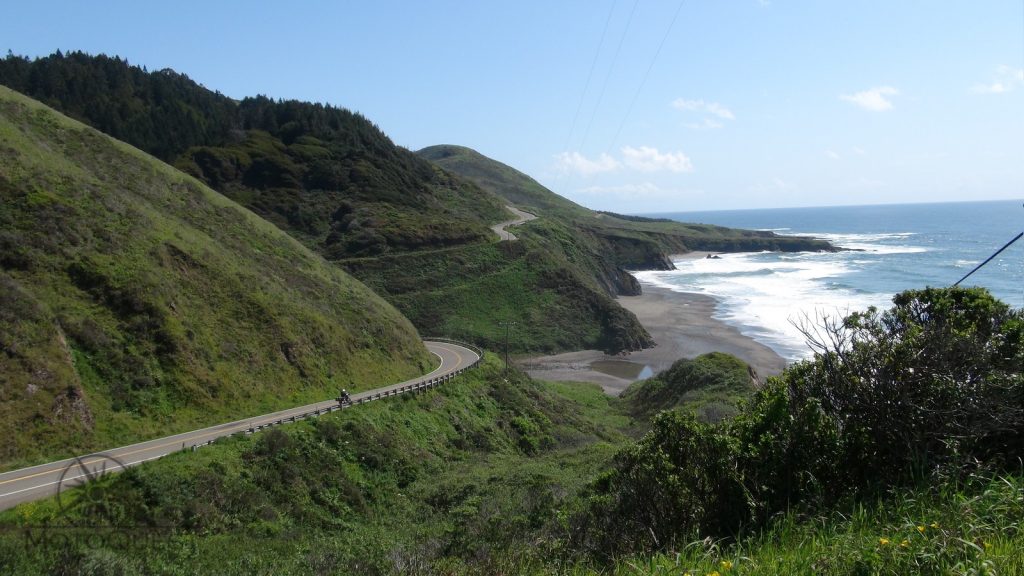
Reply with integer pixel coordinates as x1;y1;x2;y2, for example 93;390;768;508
4;1;1023;212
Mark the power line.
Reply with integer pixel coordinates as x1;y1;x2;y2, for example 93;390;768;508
579;0;640;152
953;228;1023;287
498;321;517;372
609;0;687;152
562;0;618;155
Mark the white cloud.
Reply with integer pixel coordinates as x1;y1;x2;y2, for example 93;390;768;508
672;98;735;120
621;146;694;173
840;86;900;111
975;82;1010;94
852;146;867;156
825;150;840;160
554;151;620;176
972;65;1024;94
555;146;694;175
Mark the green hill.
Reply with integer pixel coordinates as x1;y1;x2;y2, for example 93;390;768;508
5;289;1021;575
418;145;586;215
418;144;835;272
0;52;831;357
0;52;654;355
0;85;430;470
621;352;756;422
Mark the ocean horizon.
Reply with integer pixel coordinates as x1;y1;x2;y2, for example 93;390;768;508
638;199;1024;361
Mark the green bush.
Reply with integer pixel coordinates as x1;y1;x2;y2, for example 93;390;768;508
574;411;750;558
781;286;1024;489
622;352;755;421
576;287;1024;558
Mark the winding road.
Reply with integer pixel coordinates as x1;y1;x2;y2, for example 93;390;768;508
0;340;480;511
491;205;537;241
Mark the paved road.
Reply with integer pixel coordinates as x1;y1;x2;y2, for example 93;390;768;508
490;205;537;241
0;340;480;511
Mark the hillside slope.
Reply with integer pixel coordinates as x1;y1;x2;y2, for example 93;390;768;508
0;52;508;259
0;86;430;470
0;52;829;357
418;144;835;274
0;52;655;355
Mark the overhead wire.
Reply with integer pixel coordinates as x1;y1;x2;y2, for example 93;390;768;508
579;0;640;151
562;0;618;155
608;0;687;152
554;0;618;196
952;228;1023;287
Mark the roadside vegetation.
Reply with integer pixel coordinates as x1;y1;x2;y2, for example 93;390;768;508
565;286;1023;574
5;287;1019;575
0;354;633;574
0;85;428;470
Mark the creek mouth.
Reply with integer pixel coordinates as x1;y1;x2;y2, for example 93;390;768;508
589;360;654;381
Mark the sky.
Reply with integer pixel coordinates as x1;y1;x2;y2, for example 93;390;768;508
3;1;1023;213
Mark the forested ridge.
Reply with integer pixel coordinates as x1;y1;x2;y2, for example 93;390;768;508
0;51;830;356
0;51;654;354
0;50;507;258
0;85;429;469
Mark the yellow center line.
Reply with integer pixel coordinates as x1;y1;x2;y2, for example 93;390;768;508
2;343;472;491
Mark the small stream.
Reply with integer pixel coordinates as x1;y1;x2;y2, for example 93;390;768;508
589;360;654;381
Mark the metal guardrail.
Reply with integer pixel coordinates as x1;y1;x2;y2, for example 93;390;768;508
191;339;484;450
423;337;484;360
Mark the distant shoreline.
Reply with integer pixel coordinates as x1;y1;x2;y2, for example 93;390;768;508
520;261;788;395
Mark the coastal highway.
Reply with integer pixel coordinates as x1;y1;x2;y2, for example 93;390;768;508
0;340;480;512
490;205;537;241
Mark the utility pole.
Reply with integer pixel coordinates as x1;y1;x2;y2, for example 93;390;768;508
498;321;517;372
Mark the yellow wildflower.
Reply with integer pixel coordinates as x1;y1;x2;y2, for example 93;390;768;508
720;560;733;570
929;522;940;529
879;538;890;546
708;572;721;576
917;525;926;534
900;539;910;548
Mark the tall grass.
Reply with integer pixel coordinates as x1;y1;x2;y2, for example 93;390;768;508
600;472;1024;576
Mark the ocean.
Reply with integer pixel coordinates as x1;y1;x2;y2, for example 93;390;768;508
636;200;1024;361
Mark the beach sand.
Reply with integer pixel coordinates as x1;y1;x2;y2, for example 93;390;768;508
520;255;789;395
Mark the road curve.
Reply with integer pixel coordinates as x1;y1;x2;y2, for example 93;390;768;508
0;340;480;511
490;205;537;241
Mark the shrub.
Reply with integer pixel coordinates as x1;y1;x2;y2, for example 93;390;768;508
577;411;750;557
577;287;1024;557
785;286;1024;489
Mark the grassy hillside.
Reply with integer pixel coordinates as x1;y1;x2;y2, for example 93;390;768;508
620;352;756;422
0;355;635;574
4;288;1018;575
418;144;835;271
0;86;431;470
0;52;837;358
594;473;1024;575
415;145;836;353
0;52;659;355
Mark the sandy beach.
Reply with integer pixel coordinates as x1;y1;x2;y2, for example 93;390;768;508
520;255;789;395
